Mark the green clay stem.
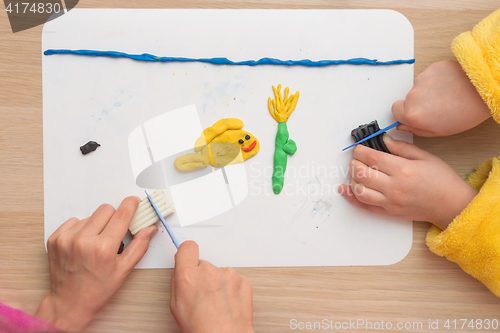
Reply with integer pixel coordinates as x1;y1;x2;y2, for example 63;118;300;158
272;122;297;194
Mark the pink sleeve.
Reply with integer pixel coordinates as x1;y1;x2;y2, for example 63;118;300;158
0;302;61;332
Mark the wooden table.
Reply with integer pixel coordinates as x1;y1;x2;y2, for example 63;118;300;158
1;1;499;332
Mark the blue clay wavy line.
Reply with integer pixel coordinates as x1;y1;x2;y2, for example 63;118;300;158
44;49;415;67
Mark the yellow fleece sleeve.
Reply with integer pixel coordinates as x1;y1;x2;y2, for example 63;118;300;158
427;157;500;296
451;9;500;124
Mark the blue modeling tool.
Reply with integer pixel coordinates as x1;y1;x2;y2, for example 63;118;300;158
145;190;180;249
342;121;401;151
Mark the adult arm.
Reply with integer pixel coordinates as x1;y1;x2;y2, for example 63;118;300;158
34;196;158;331
170;241;255;333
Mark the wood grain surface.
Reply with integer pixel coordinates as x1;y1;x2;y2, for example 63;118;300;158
1;1;500;332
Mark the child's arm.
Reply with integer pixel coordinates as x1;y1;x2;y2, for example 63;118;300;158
392;59;491;137
393;8;500;135
340;140;500;297
338;137;478;231
341;9;500;297
426;157;500;296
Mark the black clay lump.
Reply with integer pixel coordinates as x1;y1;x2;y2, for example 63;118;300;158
80;141;101;155
350;120;390;153
118;241;125;254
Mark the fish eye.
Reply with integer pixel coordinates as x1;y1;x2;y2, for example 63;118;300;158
245;135;250;140
238;139;244;144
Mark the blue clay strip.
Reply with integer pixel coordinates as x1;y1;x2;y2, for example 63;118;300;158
44;49;415;67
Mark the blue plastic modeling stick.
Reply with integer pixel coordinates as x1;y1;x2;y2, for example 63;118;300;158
342;121;401;151
43;49;415;67
145;190;180;249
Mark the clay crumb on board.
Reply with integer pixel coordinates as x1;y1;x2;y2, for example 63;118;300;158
80;141;101;155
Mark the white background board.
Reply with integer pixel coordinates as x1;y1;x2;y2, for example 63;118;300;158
42;9;414;268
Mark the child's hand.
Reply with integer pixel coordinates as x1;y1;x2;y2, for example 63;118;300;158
170;241;255;333
392;60;491;137
338;136;478;230
35;196;158;331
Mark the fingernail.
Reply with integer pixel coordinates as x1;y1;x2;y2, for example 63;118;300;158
383;134;393;143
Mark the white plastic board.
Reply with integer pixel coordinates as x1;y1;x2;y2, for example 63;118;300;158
42;9;414;268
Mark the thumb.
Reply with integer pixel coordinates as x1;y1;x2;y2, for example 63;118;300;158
119;225;158;270
174;240;200;271
396;123;437;137
383;135;429;160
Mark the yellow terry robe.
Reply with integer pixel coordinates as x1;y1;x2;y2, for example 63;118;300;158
426;9;500;296
451;9;500;122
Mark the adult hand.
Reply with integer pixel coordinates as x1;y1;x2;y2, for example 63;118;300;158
392;59;491;137
338;136;478;230
35;196;158;331
170;241;255;333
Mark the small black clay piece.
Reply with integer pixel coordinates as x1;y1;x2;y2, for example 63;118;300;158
80;141;101;155
118;241;125;254
350;120;390;154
